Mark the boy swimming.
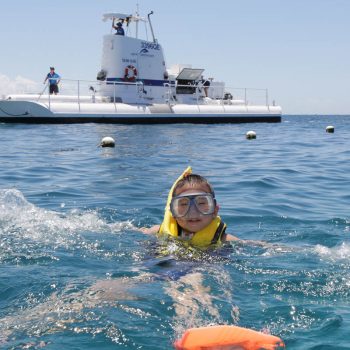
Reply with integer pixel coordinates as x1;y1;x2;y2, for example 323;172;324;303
142;167;238;247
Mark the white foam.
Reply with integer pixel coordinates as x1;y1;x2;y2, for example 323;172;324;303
314;242;350;261
0;188;134;248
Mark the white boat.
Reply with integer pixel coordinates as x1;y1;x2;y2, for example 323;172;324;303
0;11;281;124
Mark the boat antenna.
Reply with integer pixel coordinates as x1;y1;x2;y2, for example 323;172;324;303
147;11;157;43
136;3;140;39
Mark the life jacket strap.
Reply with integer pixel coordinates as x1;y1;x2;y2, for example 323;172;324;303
210;220;226;245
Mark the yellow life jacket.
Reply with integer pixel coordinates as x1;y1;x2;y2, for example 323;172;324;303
158;166;227;248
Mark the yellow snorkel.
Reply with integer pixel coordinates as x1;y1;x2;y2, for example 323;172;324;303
158;166;192;238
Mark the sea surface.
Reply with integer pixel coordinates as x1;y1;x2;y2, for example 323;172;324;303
1;115;350;349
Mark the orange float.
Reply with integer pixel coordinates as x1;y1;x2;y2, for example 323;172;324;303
174;325;285;350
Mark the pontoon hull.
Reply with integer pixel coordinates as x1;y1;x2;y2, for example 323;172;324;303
0;100;281;124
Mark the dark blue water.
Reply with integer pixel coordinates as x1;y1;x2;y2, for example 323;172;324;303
1;116;350;349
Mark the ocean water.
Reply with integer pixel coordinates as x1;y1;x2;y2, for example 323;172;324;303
1;115;350;349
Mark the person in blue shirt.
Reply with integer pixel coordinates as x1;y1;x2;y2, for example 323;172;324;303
113;21;125;36
44;67;61;95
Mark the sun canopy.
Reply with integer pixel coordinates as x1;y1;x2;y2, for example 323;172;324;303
176;68;204;81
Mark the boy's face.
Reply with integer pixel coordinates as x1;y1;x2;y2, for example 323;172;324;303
173;183;219;233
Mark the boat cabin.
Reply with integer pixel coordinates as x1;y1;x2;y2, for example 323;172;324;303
96;12;219;104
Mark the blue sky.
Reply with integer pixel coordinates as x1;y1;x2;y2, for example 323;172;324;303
0;0;349;114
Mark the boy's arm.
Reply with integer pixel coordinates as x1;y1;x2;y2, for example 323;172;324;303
139;225;160;235
224;233;270;247
223;233;240;241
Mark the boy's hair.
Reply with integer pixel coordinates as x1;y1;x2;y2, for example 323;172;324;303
172;174;215;197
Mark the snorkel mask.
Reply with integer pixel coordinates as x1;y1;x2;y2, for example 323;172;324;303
170;192;216;218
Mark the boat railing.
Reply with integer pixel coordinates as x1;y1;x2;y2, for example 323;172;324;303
163;82;270;106
224;87;269;106
36;78;270;111
39;78;102;108
163;83;177;104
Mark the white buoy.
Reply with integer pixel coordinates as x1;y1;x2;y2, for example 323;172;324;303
100;136;115;147
326;125;335;133
246;130;257;139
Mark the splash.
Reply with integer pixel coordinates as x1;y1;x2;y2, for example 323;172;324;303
314;242;350;261
0;189;134;262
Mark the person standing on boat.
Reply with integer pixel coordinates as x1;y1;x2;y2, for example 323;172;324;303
201;76;211;98
113;20;125;36
43;67;61;95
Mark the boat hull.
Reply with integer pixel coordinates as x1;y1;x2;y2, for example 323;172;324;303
0;114;281;124
0;100;281;124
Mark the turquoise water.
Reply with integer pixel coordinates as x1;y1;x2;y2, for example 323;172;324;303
1;116;350;349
